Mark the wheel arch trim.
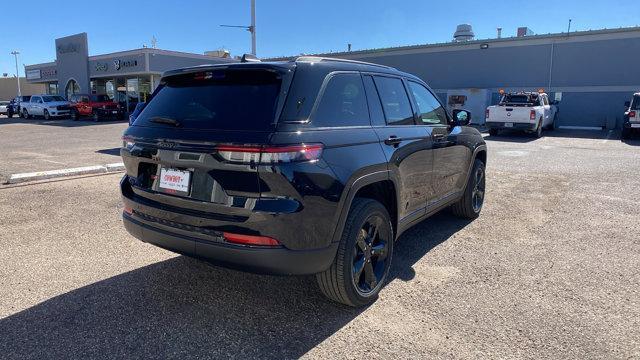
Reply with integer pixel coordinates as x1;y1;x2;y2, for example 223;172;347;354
330;170;393;243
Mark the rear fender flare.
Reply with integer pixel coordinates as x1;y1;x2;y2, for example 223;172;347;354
329;170;393;243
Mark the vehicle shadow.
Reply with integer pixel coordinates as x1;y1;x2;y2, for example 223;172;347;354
0;117;127;127
95;147;122;156
0;212;468;359
484;132;537;143
543;128;611;140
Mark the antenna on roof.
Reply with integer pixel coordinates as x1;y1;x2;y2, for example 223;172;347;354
151;36;157;49
567;19;572;34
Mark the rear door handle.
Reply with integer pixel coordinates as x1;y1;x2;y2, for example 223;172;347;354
384;136;403;146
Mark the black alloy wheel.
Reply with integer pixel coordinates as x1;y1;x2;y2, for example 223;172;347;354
451;159;486;219
352;214;390;295
317;198;394;307
471;165;485;213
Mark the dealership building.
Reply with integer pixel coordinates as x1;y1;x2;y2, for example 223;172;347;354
24;33;234;111
25;27;640;129
274;26;640;129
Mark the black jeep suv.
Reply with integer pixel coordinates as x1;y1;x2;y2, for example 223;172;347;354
120;57;487;306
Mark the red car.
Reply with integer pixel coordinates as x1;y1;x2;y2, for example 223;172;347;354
69;94;124;121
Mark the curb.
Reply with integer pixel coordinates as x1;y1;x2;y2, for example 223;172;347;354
6;162;125;185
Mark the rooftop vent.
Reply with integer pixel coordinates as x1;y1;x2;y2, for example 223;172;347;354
453;24;475;42
517;27;534;37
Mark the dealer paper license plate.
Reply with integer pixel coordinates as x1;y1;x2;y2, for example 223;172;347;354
159;168;191;194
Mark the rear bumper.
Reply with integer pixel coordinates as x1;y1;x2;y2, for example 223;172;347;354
486;121;537;131
623;121;640;129
123;213;338;275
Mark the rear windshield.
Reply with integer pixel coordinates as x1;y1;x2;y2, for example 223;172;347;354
632;95;640;110
133;69;282;131
43;95;65;102
500;94;537;105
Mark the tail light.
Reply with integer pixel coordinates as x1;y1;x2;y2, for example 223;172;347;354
530;110;536;120
223;232;280;246
215;144;324;164
122;135;135;149
629;111;636;118
485;109;490;119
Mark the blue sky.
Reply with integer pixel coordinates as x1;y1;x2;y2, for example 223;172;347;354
0;0;637;75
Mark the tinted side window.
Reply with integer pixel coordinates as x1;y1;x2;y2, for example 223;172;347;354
362;75;385;126
408;81;448;125
312;73;369;127
373;76;414;125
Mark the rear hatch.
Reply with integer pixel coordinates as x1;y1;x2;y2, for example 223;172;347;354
121;64;293;213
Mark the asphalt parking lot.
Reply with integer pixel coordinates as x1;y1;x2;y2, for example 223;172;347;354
0;116;128;181
0;126;639;359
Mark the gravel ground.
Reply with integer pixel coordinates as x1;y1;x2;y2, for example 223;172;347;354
0;129;638;359
0;116;128;181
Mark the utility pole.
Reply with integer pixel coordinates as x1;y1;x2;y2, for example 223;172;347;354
567;19;572;34
220;0;257;56
250;0;256;55
11;51;21;97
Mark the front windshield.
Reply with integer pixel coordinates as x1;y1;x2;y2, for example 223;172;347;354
42;95;66;102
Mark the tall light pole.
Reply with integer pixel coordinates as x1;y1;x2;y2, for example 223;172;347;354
250;0;256;55
220;0;257;55
11;51;21;97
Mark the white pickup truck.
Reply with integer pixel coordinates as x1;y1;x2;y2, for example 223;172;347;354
485;92;558;137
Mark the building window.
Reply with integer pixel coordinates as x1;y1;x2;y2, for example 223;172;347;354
65;79;80;100
46;82;58;95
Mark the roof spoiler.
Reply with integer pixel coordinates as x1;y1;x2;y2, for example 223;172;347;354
241;54;261;63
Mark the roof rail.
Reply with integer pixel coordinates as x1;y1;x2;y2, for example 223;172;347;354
294;56;395;70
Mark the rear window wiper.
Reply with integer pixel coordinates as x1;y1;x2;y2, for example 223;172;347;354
149;116;182;127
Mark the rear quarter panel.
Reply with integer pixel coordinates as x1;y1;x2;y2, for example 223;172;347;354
262;127;387;249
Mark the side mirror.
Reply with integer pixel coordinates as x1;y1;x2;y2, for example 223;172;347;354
624;101;631;108
551;100;559;105
452;109;471;126
82;99;89;104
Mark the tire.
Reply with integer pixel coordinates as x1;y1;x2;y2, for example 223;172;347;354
316;198;394;307
19;108;24;118
489;128;499;136
44;109;50;120
22;109;29;119
534;118;543;138
92;111;100;122
71;110;79;121
7;111;13;118
621;128;630;140
451;159;486;219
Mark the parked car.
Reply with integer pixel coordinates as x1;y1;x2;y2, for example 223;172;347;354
0;101;9;116
21;95;72;119
485;92;558;137
9;96;31;118
622;93;640;139
120;57;487;306
69;94;123;121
